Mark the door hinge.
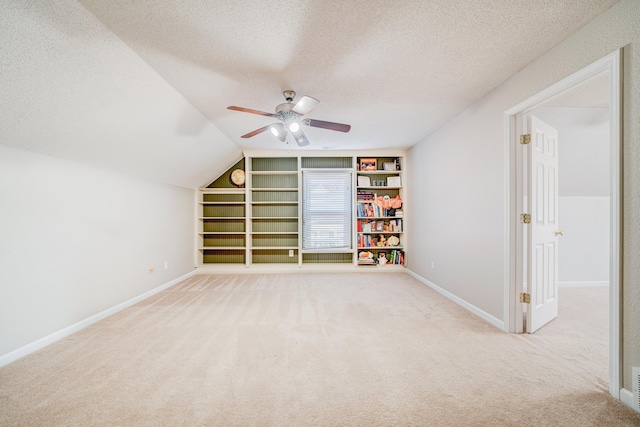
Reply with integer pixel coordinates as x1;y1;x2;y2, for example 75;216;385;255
520;134;531;145
520;293;531;304
520;213;531;224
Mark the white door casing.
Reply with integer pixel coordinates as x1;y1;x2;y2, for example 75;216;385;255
526;115;559;333
505;49;621;398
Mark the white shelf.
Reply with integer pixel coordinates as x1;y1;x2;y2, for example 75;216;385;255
357;216;403;220
199;188;246;194
356;186;402;190
200;246;246;250
251;187;298;191
251;232;298;235
200;232;246;235
358;232;403;236
251;201;298;204
200;216;246;220
250;171;298;175
358;246;404;250
252;246;298;250
251;216;298;220
200;201;246;205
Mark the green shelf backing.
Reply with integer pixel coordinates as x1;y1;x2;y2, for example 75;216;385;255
302;253;353;264
252;204;298;217
203;205;245;217
252;249;298;264
252;218;298;233
203;234;246;247
252;234;298;247
301;157;352;169
252;174;297;189
252;157;298;172
202;219;245;233
203;193;245;202
203;249;246;264
207;158;245;188
252;191;298;202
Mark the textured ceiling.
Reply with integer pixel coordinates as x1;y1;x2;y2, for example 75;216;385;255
77;0;617;150
0;0;618;187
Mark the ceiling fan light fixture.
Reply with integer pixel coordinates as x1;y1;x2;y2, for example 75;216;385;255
270;123;287;142
288;121;300;133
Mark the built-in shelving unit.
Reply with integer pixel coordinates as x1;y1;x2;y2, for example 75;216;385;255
355;157;405;266
196;155;405;269
197;158;247;265
250;157;300;264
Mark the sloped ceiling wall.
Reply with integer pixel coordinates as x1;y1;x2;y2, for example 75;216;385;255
0;0;241;189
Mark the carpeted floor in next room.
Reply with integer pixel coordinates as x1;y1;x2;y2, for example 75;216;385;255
1;272;639;426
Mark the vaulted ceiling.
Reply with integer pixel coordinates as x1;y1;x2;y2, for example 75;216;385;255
0;1;618;188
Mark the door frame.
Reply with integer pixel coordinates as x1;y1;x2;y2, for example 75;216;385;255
503;50;622;398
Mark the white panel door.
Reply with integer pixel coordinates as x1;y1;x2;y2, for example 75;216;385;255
526;115;560;333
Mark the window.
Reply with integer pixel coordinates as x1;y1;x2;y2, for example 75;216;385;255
302;170;352;250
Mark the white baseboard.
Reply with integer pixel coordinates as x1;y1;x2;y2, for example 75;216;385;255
559;281;609;288
0;271;195;368
620;387;638;413
195;264;405;274
406;269;505;331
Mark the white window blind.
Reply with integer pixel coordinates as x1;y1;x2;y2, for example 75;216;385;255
302;170;352;250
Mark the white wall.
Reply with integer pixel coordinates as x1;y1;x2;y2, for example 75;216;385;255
0;146;195;359
406;0;640;390
558;197;609;284
533;108;610;284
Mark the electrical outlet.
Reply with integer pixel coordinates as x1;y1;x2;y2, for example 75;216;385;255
164;261;169;270
288;250;294;257
148;267;154;274
431;260;435;269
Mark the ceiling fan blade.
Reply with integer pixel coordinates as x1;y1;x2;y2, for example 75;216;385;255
227;106;277;117
241;125;272;138
292;130;311;147
292;96;320;115
307;119;351;133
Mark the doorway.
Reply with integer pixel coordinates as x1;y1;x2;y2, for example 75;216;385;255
504;50;622;399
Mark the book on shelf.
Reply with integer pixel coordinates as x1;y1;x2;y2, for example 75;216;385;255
387;250;404;265
357;191;374;201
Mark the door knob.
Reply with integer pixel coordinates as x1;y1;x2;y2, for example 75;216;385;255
555;230;564;236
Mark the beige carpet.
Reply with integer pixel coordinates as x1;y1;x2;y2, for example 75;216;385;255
1;273;639;426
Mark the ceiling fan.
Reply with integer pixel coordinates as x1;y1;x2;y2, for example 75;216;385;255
227;90;351;147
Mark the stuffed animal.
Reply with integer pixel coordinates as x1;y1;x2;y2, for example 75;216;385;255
378;253;388;265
